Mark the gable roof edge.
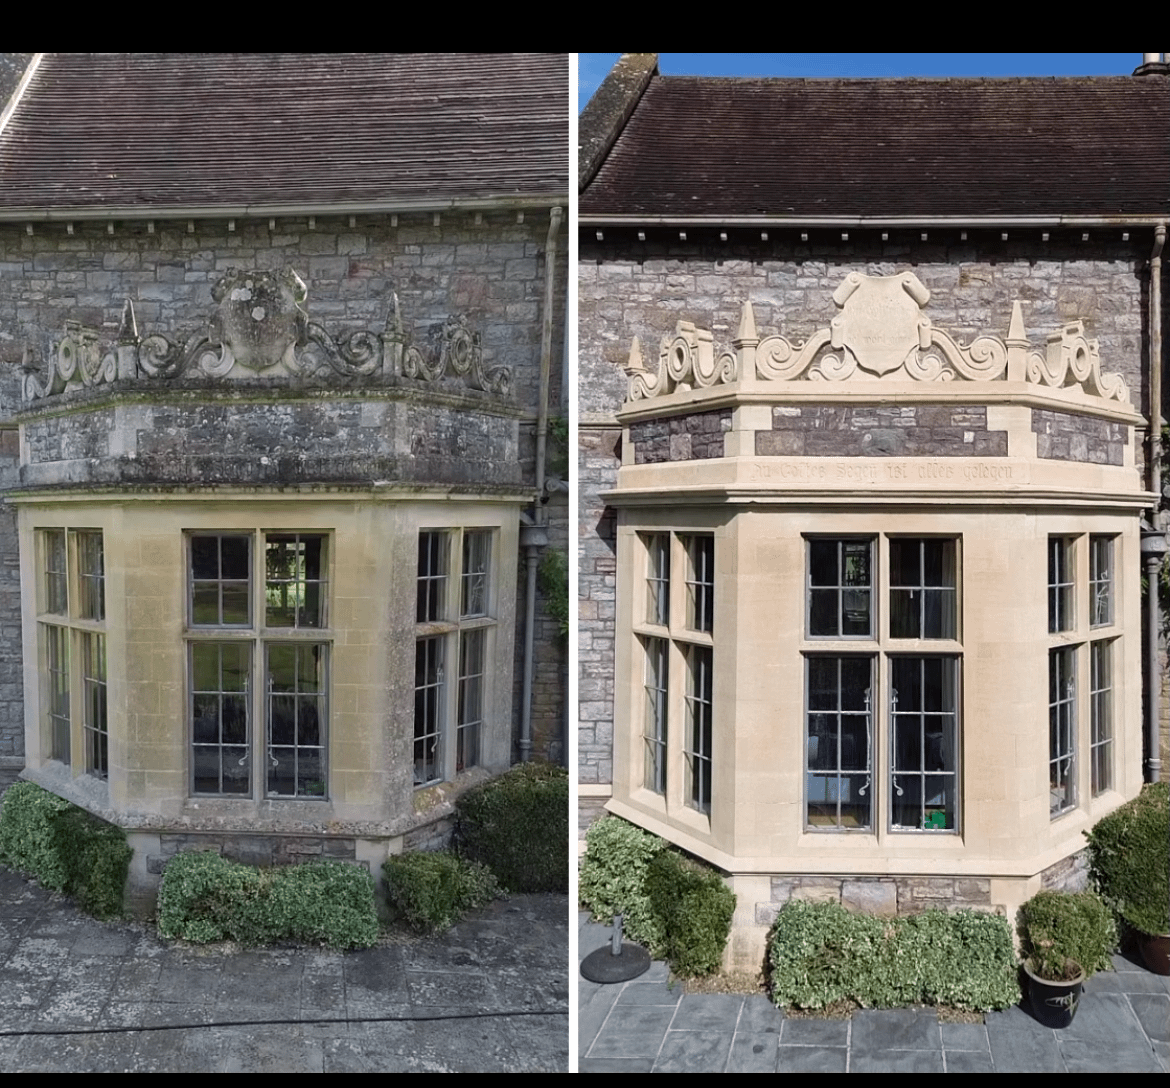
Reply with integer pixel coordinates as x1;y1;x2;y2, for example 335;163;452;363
0;53;42;140
578;53;658;194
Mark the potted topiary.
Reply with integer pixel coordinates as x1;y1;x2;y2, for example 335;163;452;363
1085;782;1170;975
1018;890;1116;1028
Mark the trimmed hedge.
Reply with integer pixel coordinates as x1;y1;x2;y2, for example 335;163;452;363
579;816;736;975
454;762;568;892
645;849;736;977
382;850;499;934
768;900;1020;1011
1018;889;1116;980
1085;781;1169;937
157;851;378;949
578;816;669;954
0;781;131;919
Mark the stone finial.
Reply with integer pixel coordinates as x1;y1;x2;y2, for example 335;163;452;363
117;299;138;344
736;301;758;343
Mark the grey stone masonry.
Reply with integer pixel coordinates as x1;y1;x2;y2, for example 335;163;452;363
1040;848;1090;893
17;394;521;492
758;404;1007;458
578;237;1153;446
630;408;732;463
578;425;619;787
148;832;359;875
757;873;995;927
1032;408;1127;465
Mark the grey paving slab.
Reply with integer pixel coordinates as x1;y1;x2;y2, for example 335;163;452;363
578;982;619;1057
585;1002;677;1059
775;1044;848;1072
579;1056;656;1071
737;993;783;1034
1128;992;1170;1042
780;1016;850;1046
851;1008;939;1054
1154;1040;1170;1072
940;1021;989;1050
726;1028;780;1072
1060;1037;1162;1073
613;978;683;1006
1057;991;1149;1047
653;1028;736;1072
944;1048;996;1072
670;991;743;1031
851;1048;946;1072
986;1022;1067;1073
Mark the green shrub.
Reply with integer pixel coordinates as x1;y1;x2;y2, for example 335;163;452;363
768;900;1020;1011
645;850;735;977
1085;782;1170;936
1018;890;1116;981
382;850;499;934
578;816;669;954
0;781;131;919
454;762;568;892
157;852;378;949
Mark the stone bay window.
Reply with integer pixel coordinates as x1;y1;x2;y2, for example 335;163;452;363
15;269;521;898
607;271;1147;953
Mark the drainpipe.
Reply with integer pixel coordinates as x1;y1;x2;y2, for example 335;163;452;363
1144;223;1166;782
518;205;563;762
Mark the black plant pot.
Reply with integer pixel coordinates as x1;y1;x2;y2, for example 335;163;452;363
1023;959;1084;1028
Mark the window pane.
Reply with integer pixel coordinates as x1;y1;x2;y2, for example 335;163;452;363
806;656;873;829
1049;648;1076;816
643;636;668;793
1048;538;1074;634
265;534;327;628
43;530;68;615
461;532;491;618
77;532;105;621
889;539;956;639
684;535;714;634
191;641;251;795
417;532;448;623
190;534;251;627
646;534;670;626
457;628;485;772
1090;536;1113;628
82;632;107;779
1090;640;1112;795
46;624;70;763
266;643;327;798
414;636;444;786
890;657;958;831
684;645;713;813
807;539;872;638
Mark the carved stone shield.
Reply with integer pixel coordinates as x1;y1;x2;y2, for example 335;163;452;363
830;271;931;376
211;269;308;371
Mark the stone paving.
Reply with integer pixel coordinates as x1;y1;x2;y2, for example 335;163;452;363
578;914;1170;1073
0;868;568;1072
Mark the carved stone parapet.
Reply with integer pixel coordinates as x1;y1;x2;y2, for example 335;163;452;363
21;269;510;401
625;272;1129;407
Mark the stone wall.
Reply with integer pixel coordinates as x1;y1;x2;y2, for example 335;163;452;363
1032;409;1127;465
18;394;521;490
578;425;619;788
629;408;731;463
758;404;1007;458
754;873;996;929
578;237;1152;428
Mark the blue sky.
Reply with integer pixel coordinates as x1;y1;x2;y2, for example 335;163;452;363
578;54;1144;110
